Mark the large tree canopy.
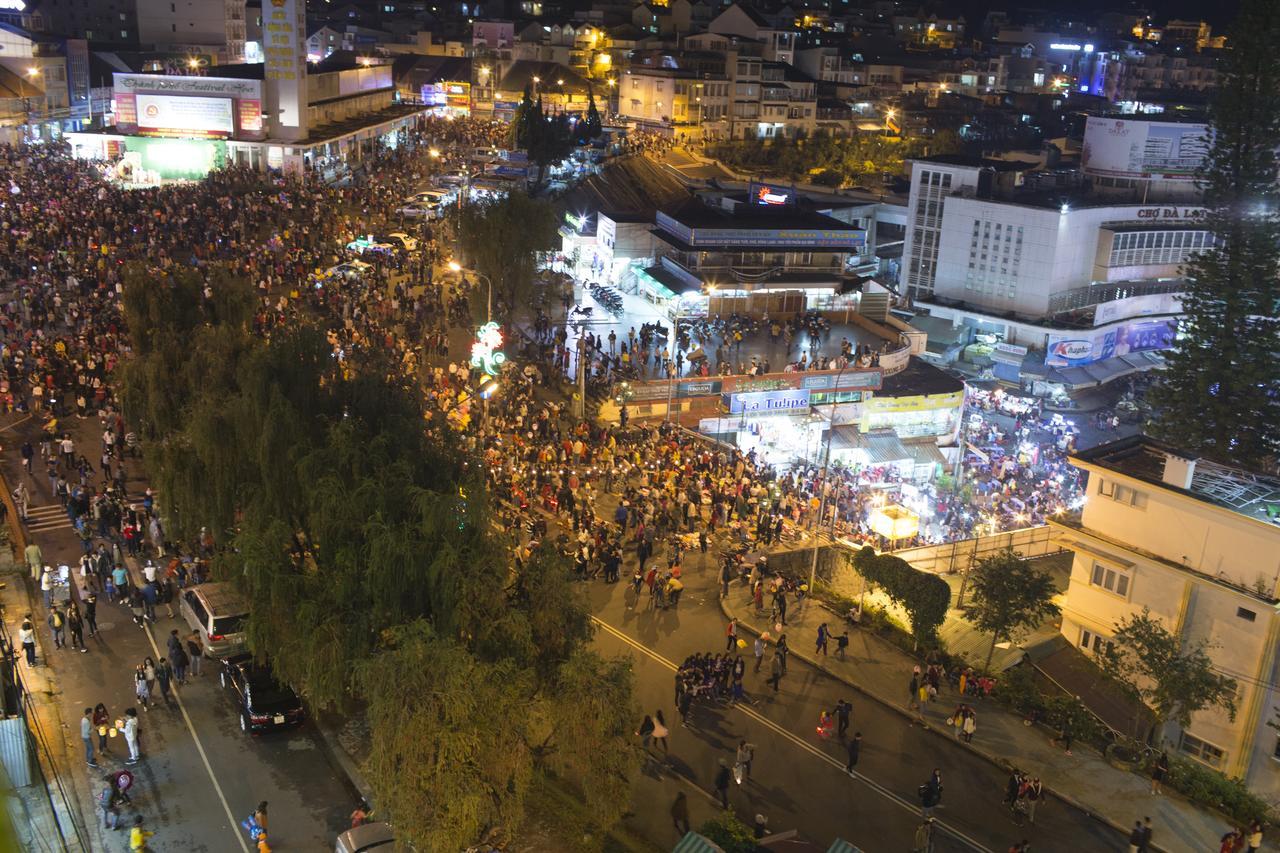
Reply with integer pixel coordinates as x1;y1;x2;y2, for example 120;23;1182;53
1147;0;1280;466
119;265;639;848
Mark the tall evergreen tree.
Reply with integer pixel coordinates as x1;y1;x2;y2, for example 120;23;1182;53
510;84;537;150
584;90;603;140
1147;0;1280;467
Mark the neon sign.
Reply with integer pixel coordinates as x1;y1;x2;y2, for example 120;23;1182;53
470;322;506;376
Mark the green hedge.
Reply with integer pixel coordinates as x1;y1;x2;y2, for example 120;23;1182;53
851;546;950;642
697;813;759;853
1163;755;1273;825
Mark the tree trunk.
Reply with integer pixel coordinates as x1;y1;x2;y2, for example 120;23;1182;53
984;633;999;674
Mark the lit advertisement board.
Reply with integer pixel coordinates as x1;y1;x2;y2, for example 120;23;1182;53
136;94;234;137
726;388;811;414
748;180;796;206
1082;116;1210;181
1046;319;1177;367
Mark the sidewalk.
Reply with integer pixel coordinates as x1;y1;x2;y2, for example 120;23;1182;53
721;587;1229;853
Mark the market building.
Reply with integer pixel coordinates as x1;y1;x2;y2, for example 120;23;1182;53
1050;437;1280;800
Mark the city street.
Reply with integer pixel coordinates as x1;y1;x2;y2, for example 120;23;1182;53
584;548;1127;852
1;413;355;852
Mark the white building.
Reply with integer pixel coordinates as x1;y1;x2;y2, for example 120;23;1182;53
1051;437;1280;796
902;154;1209;377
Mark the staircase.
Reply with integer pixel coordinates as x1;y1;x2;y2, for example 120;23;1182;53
858;290;891;322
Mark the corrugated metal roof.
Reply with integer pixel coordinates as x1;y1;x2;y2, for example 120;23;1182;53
673;832;725;853
826;840;863;853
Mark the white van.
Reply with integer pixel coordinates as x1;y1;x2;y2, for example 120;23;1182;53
334;823;395;853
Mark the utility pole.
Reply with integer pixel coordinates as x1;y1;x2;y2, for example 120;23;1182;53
807;364;850;595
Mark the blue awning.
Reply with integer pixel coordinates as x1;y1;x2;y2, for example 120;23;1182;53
993;361;1021;383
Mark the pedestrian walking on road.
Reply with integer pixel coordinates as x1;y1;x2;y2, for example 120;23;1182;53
753;637;764;673
815;622;829;656
1246;821;1264;852
768;652;784;692
714;759;732;809
134;664;152;710
83;593;98;637
40;566;54;609
653;710;670;753
1129;819;1145;853
912;818;935;853
636;714;655;748
81;708;98;767
93;703;111;755
919;769;942;818
99;781;123;830
170;638;190;685
735;740;755;782
19;615;36;666
186;631;205;677
844;732;862;776
1150;751;1168;795
908;674;919;711
671;791;690;836
123;708;140;764
832;699;852;738
1024;776;1042;824
129;815;153;851
725;618;738;652
155;658;175;706
47;605;66;649
24;541;42;579
67;602;86;651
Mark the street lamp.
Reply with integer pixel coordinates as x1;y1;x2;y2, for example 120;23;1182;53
884;108;896;138
449;260;494;323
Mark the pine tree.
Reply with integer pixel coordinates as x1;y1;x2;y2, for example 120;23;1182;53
510;84;537;150
584;90;603;140
1147;0;1280;467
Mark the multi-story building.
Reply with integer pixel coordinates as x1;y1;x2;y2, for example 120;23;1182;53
0;24;91;139
902;137;1209;381
24;0;140;46
1051;437;1280;799
136;0;247;63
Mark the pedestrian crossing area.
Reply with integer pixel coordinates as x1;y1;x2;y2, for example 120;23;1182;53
21;493;153;537
24;503;75;535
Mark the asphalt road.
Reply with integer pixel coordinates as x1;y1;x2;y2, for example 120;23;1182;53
4;413;355;852
586;552;1127;853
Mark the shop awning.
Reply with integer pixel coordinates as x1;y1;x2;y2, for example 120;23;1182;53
829;427;911;465
639;264;702;298
903;439;947;468
673;832;726;853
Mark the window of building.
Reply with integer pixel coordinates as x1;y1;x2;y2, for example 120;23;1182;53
1097;479;1147;508
1090;562;1132;598
1180;732;1225;769
1080;628;1113;655
1237;607;1257;622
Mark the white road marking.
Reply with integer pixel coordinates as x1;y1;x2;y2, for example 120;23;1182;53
590;615;991;853
136;602;250;852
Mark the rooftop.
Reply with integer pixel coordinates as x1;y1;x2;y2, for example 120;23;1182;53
877;357;965;398
1073;436;1280;527
661;196;859;232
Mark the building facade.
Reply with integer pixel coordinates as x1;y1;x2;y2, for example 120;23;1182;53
1051;438;1280;799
